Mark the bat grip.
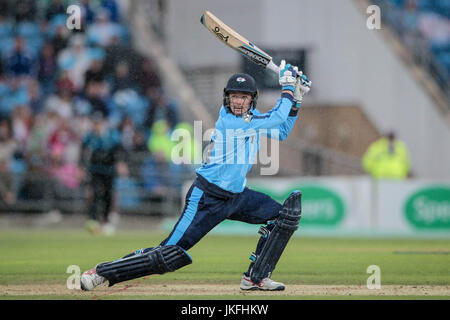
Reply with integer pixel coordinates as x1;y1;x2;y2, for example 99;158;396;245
266;60;280;75
267;60;304;80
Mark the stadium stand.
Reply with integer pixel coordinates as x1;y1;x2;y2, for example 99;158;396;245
0;0;191;217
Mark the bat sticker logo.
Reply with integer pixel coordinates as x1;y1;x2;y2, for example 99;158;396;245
213;27;229;42
238;46;270;66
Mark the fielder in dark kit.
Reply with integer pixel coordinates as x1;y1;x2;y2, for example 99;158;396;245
80;61;311;291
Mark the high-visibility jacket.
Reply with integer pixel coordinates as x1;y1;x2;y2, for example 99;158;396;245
362;137;411;179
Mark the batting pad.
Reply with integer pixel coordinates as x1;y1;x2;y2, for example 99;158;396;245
250;191;301;284
96;245;192;286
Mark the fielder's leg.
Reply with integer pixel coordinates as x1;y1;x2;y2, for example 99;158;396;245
245;191;301;289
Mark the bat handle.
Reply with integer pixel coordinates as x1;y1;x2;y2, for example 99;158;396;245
266;60;280;75
267;60;304;80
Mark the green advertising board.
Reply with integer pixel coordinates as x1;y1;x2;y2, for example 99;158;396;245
404;186;450;229
250;184;346;227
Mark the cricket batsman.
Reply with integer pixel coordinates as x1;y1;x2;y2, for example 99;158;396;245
80;61;311;291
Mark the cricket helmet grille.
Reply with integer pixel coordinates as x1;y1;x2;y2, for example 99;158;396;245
223;73;258;111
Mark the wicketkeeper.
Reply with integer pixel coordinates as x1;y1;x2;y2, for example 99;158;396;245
80;61;311;291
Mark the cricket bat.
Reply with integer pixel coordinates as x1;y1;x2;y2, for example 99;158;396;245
200;10;281;75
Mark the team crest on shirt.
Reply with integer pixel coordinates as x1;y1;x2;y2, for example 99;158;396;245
236;77;246;83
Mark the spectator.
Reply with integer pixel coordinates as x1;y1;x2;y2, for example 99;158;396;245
37;42;57;99
12;0;37;22
0;157;16;207
84;58;106;90
110;88;147;128
4;37;36;77
144;87;179;131
103;35;140;78
86;10;123;47
0;77;30;118
0;119;17;164
47;118;80;164
43;74;75;120
50;25;69;56
111;61;134;93
137;57;161;92
80;0;96;26
101;0;120;23
27;79;44;114
362;131;412;179
82;80;110;117
147;119;175;162
45;0;65;21
46;143;84;214
11;105;32;151
172;121;202;168
57;35;93;91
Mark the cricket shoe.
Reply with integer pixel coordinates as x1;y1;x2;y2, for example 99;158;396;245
240;274;285;291
80;266;107;291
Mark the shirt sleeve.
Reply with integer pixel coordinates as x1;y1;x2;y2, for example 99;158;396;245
247;93;295;130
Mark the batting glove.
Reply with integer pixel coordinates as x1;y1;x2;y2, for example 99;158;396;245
279;60;298;92
293;71;311;104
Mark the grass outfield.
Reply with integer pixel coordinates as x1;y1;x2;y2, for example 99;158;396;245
0;229;449;299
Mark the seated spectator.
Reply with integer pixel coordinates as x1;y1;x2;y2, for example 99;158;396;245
111;61;135;93
43;75;75;120
46;144;84;213
27;79;44;114
79;80;110;117
137;57;161;92
144;87;179;131
50;25;69;56
147;119;175;162
101;0;120;23
86;10;123;47
110;88;148;128
0;14;13;39
57;35;93;91
12;0;37;22
37;42;57;99
4;37;36;78
47;118;80;164
80;0;96;26
84;58;106;90
0;77;30;118
45;0;65;22
103;35;140;78
11;105;32;152
0;119;17;163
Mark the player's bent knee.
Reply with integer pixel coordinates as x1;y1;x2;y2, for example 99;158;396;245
249;191;302;284
96;245;192;287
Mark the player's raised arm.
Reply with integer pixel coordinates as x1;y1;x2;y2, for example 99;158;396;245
249;60;310;131
265;70;312;140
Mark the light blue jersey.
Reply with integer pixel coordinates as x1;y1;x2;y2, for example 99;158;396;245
196;94;298;193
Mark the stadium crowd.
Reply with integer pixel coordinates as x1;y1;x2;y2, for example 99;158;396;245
374;0;450;94
0;0;194;217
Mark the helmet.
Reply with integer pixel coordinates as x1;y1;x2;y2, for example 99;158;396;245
223;73;258;112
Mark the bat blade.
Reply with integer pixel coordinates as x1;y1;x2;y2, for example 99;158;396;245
200;10;280;74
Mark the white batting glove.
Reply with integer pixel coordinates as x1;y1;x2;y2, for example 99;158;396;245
293;71;311;104
279;60;298;91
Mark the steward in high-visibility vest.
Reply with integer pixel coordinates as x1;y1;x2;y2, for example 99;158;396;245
362;133;411;179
